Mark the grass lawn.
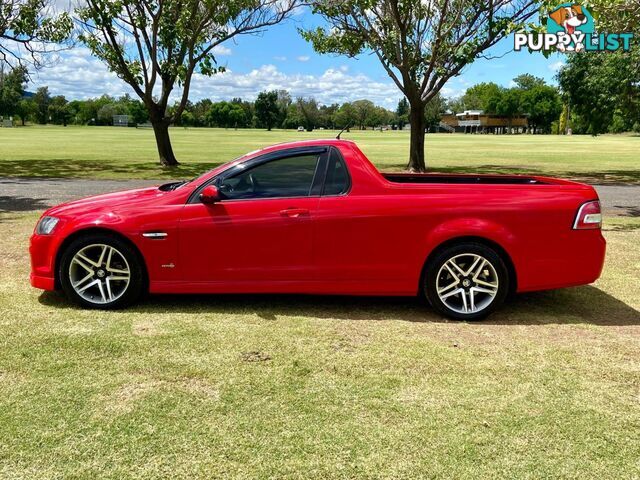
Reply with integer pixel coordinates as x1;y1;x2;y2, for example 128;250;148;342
0;211;638;478
0;126;639;183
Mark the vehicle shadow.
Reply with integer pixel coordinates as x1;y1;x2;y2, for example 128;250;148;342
0;159;221;180
38;284;639;326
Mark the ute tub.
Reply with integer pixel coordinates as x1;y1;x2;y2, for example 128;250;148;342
383;173;548;185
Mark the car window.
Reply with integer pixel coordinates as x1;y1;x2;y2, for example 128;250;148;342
323;152;349;195
219;154;320;200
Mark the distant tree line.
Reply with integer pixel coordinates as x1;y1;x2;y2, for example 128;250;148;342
0;77;405;130
1;67;637;137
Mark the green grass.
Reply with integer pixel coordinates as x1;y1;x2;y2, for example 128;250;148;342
1;126;639;183
0;211;639;478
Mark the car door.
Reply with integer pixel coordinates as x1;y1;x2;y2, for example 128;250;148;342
178;148;325;286
313;148;420;293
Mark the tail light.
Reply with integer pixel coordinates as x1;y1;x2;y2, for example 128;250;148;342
573;201;602;230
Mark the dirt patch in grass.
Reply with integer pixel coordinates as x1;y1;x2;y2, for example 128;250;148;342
96;376;219;417
331;322;372;353
132;320;167;337
241;351;272;362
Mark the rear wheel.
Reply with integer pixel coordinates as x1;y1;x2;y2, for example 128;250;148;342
59;233;144;309
424;242;509;321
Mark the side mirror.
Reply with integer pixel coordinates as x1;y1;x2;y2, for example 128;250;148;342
200;185;221;204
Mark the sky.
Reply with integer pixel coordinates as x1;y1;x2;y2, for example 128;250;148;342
28;7;567;110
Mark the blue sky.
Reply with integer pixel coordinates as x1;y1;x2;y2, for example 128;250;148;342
29;8;566;109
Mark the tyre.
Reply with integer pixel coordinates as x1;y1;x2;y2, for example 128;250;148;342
424;242;509;321
59;233;144;309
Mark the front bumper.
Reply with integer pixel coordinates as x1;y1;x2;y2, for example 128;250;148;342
29;233;58;291
30;273;55;290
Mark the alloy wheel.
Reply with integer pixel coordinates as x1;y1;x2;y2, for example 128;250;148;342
68;243;131;305
435;253;499;314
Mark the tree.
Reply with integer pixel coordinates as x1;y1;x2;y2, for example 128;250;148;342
319;103;338;128
254;90;279;130
32;85;49;124
192;99;213;126
486;87;522;131
462;82;501;111
0;0;72;69
282;102;303;129
295;97;320;131
97;103;123;125
557;48;639;135
520;84;562;133
78;0;299;167
424;93;446;131
446;97;466;114
15;97;35;124
303;0;537;171
275;89;291;127
0;65;27;117
127;99;149;125
333;102;357;129
352;99;375;130
48;95;69;125
366;105;392;128
513;74;545;91
206;101;245;128
395;97;409;128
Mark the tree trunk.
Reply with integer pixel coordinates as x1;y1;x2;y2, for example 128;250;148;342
407;98;426;172
151;119;179;166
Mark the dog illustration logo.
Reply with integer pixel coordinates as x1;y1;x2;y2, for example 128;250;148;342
514;3;633;53
547;3;595;52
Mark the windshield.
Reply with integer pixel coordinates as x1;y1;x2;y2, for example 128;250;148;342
158;150;265;192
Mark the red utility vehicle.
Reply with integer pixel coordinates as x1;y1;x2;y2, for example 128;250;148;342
30;139;605;320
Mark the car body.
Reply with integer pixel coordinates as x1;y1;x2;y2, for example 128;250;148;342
30;139;606;319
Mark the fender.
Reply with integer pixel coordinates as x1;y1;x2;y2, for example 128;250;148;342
420;217;519;280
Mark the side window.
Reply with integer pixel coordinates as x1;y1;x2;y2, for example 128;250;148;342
323;151;350;195
219;154;320;200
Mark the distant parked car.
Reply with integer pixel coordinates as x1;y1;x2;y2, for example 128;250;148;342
297;126;305;132
30;139;605;320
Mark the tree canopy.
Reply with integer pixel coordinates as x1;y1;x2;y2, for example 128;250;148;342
0;64;27;116
303;0;538;171
77;0;299;166
558;47;639;135
0;0;72;68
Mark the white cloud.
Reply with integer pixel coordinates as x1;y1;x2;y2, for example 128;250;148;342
188;64;402;107
296;55;310;62
274;56;287;61
212;45;232;56
548;60;565;72
28;49;404;108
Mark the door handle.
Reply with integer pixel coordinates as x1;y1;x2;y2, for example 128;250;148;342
279;208;309;218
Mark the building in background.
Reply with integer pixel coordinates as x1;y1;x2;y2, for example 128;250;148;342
439;110;529;134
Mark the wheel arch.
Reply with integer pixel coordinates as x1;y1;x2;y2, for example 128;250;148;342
54;227;149;291
418;235;517;296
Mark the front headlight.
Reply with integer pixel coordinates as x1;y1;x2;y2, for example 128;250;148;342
36;216;60;235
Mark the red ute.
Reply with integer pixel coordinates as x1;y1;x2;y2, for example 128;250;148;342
30;139;606;320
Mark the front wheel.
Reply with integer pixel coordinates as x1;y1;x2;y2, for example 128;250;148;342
424;242;509;321
59;233;144;309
